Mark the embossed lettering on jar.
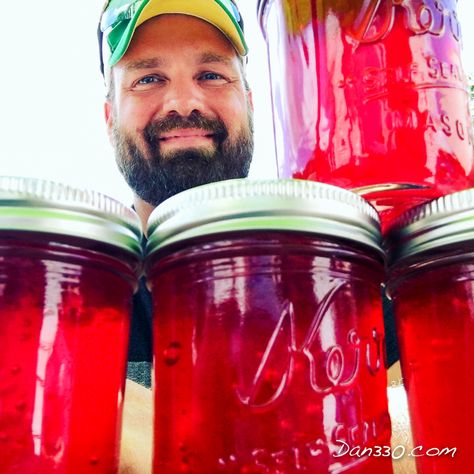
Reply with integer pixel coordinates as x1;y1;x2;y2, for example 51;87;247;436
258;0;474;230
146;179;392;474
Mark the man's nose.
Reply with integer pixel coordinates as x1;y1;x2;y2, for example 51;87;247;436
160;79;205;117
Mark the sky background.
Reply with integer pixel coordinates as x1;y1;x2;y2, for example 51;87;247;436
0;2;473;205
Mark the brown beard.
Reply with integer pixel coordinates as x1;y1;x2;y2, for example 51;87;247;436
112;110;254;206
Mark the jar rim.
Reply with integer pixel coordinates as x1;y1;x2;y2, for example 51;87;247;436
146;179;383;257
0;176;142;256
385;188;474;265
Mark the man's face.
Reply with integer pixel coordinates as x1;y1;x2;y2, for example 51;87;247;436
105;14;253;206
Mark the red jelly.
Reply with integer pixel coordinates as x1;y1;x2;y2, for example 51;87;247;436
386;189;474;473
258;0;474;231
0;177;141;473
146;179;392;474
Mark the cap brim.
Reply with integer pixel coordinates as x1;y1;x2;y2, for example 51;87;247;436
109;0;248;67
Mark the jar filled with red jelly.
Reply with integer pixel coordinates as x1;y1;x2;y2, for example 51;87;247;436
258;0;474;231
385;189;474;473
0;177;142;473
146;179;392;474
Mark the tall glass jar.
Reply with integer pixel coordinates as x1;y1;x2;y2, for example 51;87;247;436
0;177;142;473
146;179;391;474
258;0;474;231
386;189;474;473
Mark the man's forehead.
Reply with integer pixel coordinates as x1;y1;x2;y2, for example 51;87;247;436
121;51;235;71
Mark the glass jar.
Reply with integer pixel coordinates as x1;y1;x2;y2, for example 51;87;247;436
0;177;142;473
146;179;391;474
386;189;474;473
258;0;474;231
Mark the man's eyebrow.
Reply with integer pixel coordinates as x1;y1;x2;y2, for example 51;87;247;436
198;52;233;66
122;57;165;70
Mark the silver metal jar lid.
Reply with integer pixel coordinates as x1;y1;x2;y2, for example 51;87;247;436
146;179;382;256
385;188;474;264
0;176;142;256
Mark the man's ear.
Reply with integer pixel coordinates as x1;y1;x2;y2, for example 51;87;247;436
104;101;113;142
247;88;254;111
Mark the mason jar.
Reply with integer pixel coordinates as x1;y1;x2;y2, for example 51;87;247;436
146;179;391;474
258;0;474;231
386;189;474;473
0;177;142;473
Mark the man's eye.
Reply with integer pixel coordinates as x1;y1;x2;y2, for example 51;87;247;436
136;75;163;85
200;72;225;81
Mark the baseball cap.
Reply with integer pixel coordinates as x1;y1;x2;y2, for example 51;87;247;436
98;0;248;78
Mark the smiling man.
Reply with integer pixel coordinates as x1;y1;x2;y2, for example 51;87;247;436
99;0;253;388
100;0;253;229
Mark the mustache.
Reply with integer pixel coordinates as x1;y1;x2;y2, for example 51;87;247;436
143;112;228;147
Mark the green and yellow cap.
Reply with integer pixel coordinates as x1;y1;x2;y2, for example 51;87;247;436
98;0;248;77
